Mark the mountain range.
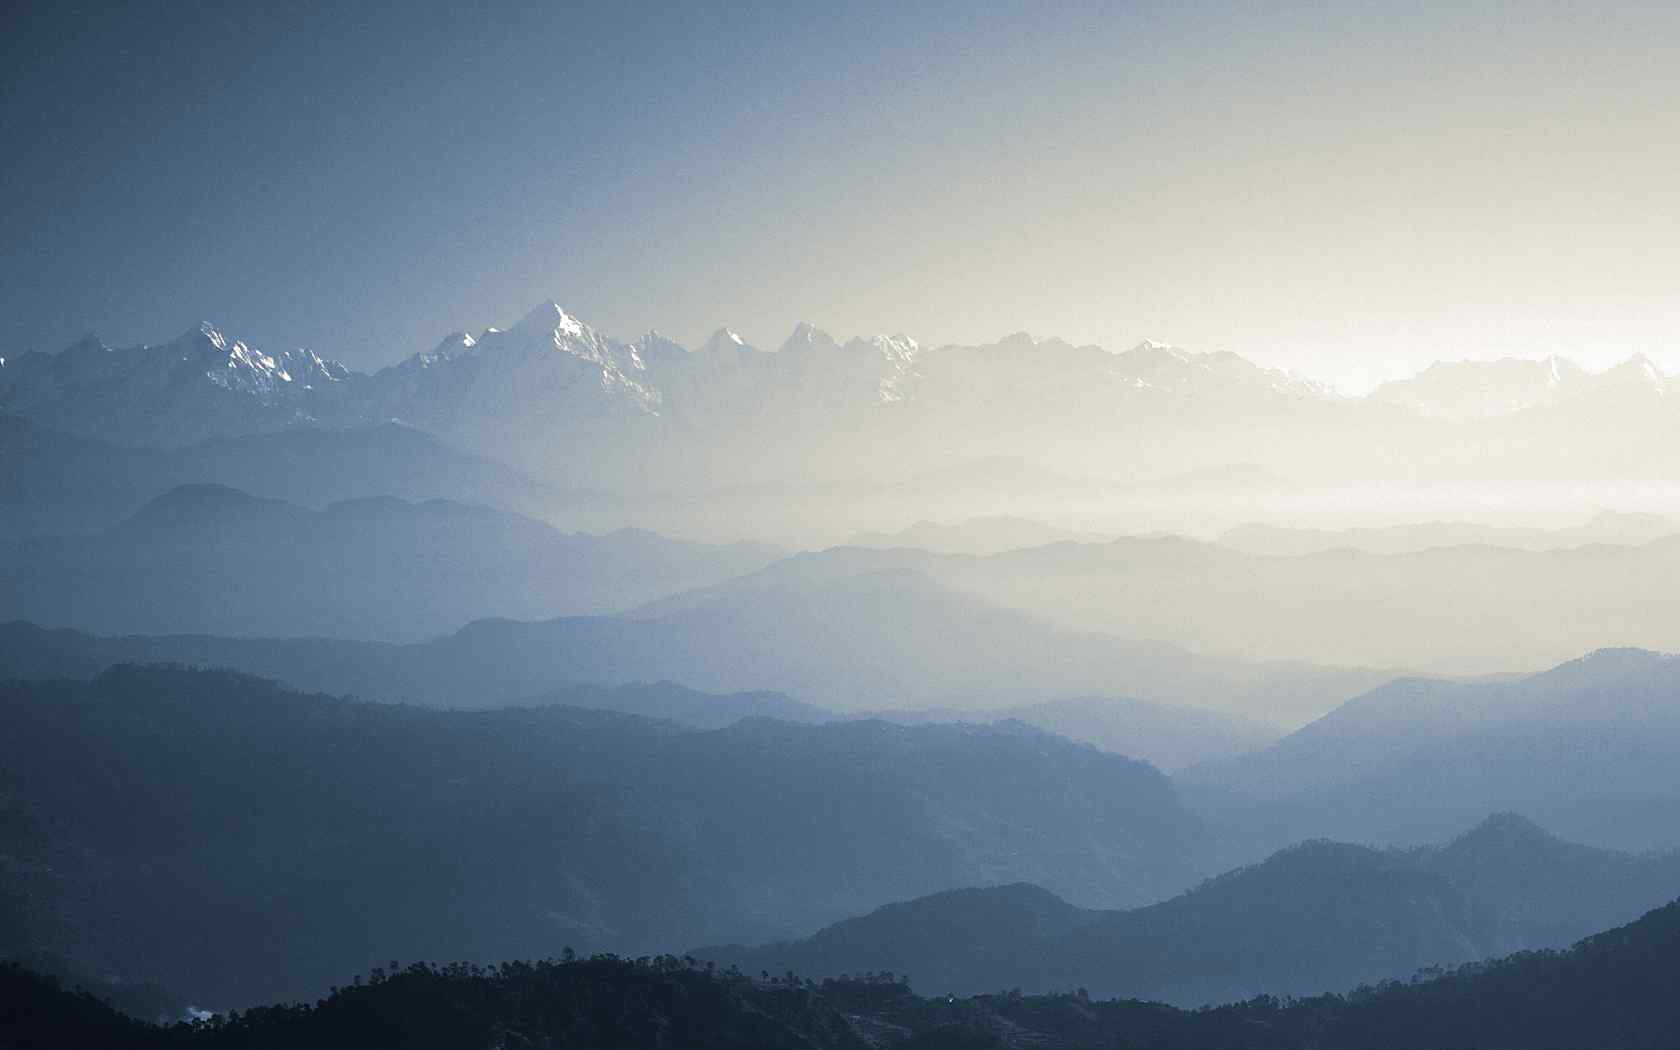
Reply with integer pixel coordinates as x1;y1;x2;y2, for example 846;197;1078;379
700;813;1680;1005
0;665;1211;1008
0;565;1389;721
8;303;1680;496
857;696;1281;773
848;516;1119;556
0;309;1335;448
11;664;1679;1021
1219;510;1677;556
0;414;578;540
13;470;1680;679
1369;353;1672;419
0;484;778;641
680;534;1680;675
19;891;1680;1049
1181;648;1680;855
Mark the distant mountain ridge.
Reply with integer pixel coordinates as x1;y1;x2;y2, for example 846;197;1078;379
0;306;1330;451
0;564;1391;720
1220;511;1678;556
11;302;1677;489
856;696;1281;772
700;812;1680;1005
1371;354;1671;419
0;414;582;539
0;323;362;447
0;485;781;641
689;532;1680;675
847;516;1118;555
1181;648;1680;855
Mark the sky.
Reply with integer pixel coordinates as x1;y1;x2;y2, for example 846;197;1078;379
4;0;1680;393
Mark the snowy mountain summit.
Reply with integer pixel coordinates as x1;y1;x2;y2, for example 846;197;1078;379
1370;354;1670;419
4;299;1675;486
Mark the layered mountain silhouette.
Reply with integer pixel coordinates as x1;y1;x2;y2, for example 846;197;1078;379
701;813;1680;1005
0;485;779;640
0;414;577;539
1220;510;1676;557
520;681;831;730
0;567;1388;719
858;696;1281;772
1182;648;1680;854
0;666;1210;1008
17;474;1680;677
848;516;1118;556
687;534;1680;675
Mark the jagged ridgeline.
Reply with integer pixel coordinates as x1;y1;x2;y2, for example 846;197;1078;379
5;303;1678;498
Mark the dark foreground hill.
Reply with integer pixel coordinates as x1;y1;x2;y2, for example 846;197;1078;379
11;896;1680;1049
701;813;1680;1004
0;666;1207;1009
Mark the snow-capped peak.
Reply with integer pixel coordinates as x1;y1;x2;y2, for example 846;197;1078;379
989;332;1086;352
700;327;756;355
191;321;229;351
1625;352;1662;382
628;330;687;371
779;322;839;354
1592;353;1669;396
513;300;585;339
851;333;919;360
401;331;477;370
